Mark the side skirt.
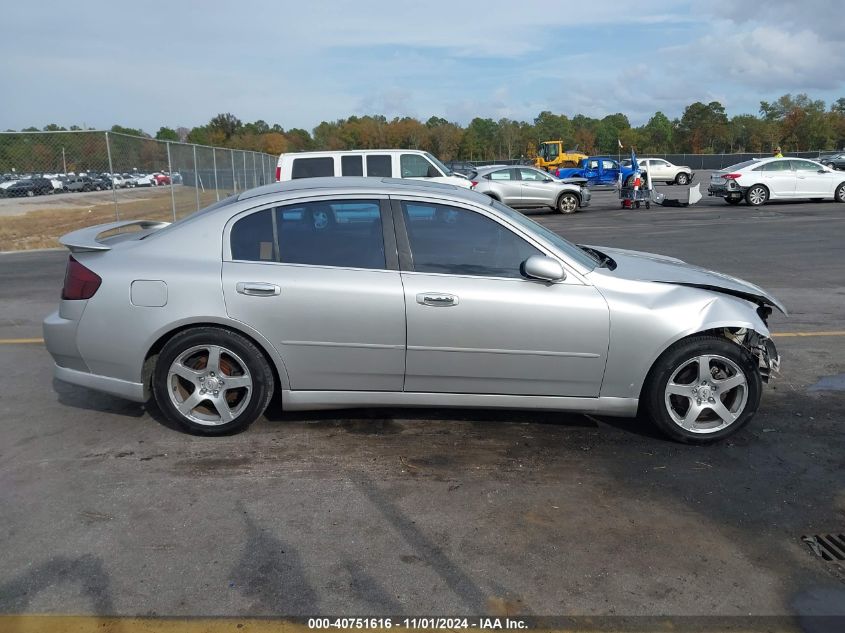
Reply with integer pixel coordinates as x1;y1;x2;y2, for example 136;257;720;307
281;390;638;417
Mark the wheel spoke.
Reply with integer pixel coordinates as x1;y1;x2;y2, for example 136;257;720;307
681;402;702;429
666;382;691;397
697;356;713;384
176;391;204;416
709;399;737;424
171;362;202;383
211;398;234;423
206;346;222;374
223;375;251;389
715;373;745;391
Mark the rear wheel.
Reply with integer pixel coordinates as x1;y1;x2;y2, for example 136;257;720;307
153;327;274;435
643;336;761;444
745;185;768;206
835;182;845;203
557;192;579;214
675;172;690;185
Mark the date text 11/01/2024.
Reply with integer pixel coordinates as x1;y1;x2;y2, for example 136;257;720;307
307;618;529;629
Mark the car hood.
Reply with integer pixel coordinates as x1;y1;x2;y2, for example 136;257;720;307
585;245;787;315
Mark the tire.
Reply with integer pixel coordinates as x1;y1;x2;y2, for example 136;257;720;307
835;182;845;203
725;197;742;205
26;190;34;197
675;172;690;185
153;327;274;435
557;192;579;214
642;335;762;444
745;184;768;206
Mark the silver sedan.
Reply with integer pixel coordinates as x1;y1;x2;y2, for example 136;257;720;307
471;166;590;214
44;177;783;443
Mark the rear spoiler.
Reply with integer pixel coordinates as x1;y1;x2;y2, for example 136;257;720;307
59;220;170;253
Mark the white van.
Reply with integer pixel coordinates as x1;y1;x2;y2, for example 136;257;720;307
275;149;471;188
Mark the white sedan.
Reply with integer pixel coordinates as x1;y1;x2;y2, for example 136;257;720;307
622;158;693;185
708;157;845;206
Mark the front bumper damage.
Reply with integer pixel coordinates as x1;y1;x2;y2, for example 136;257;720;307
746;330;780;382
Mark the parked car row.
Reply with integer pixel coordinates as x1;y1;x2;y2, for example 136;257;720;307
0;171;180;197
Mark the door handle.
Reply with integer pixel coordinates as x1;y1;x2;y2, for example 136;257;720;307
417;293;458;307
236;282;281;296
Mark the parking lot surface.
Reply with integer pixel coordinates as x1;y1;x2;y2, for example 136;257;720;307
1;187;844;624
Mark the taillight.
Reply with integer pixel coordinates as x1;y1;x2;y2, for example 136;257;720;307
722;173;742;180
275;166;281;182
62;256;101;300
470;181;478;188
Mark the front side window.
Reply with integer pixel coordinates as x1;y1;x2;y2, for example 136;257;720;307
231;200;385;269
791;160;819;172
291;157;334;179
400;154;437;178
366;155;392;177
400;201;541;278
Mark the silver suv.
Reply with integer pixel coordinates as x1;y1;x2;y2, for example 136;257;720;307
471;166;589;214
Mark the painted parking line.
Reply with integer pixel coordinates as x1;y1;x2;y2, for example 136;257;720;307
0;337;45;344
1;332;845;347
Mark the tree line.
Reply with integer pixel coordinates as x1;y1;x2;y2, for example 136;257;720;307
9;93;845;163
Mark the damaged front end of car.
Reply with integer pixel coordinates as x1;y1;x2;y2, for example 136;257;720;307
722;325;780;383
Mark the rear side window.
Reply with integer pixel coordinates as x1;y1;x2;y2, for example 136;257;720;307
291;157;334;179
488;170;512;180
341;155;363;176
231;200;385;269
366;155;392;177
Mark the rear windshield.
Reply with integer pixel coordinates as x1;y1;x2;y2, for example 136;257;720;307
721;160;760;172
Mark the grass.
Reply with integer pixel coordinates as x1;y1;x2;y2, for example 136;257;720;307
0;189;226;251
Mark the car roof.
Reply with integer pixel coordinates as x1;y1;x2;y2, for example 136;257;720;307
279;149;430;157
237;177;485;203
474;165;518;173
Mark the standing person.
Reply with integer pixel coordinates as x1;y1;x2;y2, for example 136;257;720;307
773;146;784;158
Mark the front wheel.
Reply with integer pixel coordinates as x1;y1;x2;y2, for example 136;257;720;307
153;327;274;435
745;185;768;206
557;192;579;214
643;335;761;444
675;173;690;185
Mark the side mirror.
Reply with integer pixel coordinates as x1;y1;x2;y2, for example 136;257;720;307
818;168;829;173
543;177;554;183
522;255;565;282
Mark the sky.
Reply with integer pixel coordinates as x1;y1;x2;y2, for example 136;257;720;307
2;0;843;133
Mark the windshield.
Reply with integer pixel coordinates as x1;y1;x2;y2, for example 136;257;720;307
538;142;557;161
489;199;597;270
424;152;452;176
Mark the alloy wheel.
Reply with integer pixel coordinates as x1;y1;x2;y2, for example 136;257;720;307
664;354;749;434
166;344;253;426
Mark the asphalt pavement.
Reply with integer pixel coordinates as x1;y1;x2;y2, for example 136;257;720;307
0;185;844;627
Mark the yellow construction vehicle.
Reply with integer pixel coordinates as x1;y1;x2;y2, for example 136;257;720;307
533;141;587;172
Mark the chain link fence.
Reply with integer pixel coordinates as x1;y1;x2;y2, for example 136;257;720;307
0;130;276;227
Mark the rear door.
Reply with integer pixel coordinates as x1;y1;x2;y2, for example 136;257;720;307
394;197;610;397
222;196;406;391
486;168;521;205
757;160;796;197
582;159;601;185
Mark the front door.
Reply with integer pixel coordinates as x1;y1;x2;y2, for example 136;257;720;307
222;198;406;391
791;159;831;197
394;198;610;397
